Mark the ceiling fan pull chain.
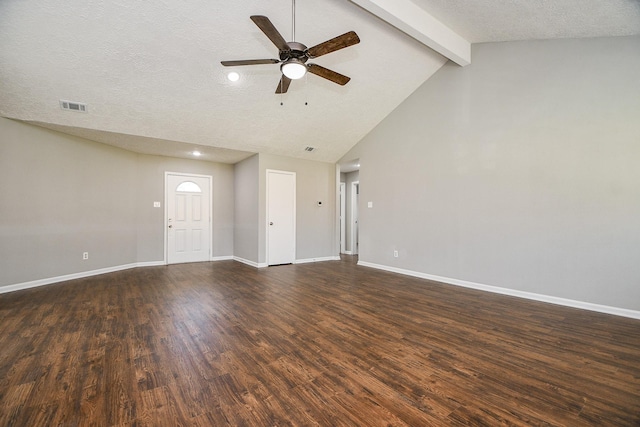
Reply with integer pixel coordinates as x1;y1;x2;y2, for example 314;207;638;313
280;77;284;105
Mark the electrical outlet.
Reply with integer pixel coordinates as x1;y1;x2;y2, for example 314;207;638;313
83;252;89;260
394;250;399;258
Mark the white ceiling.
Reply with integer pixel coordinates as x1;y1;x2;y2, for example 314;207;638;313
412;0;640;43
1;0;638;164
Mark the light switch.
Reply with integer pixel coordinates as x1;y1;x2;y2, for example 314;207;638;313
153;201;161;208
368;201;373;208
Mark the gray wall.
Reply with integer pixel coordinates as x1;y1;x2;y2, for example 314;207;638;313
233;154;260;263
340;36;640;311
0;118;235;288
258;153;336;264
1;118;137;286
136;155;234;262
0;118;336;287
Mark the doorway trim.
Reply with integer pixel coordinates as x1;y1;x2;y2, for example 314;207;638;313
340;182;346;254
351;180;359;255
164;171;213;264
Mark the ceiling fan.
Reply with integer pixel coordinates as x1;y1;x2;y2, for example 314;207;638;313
221;1;360;94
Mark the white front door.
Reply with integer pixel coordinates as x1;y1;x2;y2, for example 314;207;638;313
166;173;211;264
267;170;296;265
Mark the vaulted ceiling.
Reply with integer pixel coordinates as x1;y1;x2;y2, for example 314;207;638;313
1;0;638;164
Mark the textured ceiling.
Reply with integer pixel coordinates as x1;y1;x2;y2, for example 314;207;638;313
1;0;638;164
0;0;445;163
411;0;640;43
23;121;255;164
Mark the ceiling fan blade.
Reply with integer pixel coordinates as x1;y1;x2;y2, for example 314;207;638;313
250;15;289;52
307;64;351;86
306;31;360;58
221;59;280;66
275;76;292;94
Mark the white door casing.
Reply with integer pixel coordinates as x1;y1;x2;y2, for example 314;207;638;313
166;173;212;264
340;182;346;254
266;170;296;265
351;181;359;255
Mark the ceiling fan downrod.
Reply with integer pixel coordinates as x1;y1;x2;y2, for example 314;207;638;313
291;0;296;42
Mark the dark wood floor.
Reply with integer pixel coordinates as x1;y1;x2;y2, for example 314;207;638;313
1;257;639;426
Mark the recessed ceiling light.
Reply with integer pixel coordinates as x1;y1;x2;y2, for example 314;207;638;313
192;151;202;157
227;72;240;82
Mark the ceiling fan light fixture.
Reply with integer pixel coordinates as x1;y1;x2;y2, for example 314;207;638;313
221;13;359;93
281;58;307;80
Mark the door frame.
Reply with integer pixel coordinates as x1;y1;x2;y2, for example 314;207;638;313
351;181;359;255
164;171;213;264
266;169;296;266
340;182;346;254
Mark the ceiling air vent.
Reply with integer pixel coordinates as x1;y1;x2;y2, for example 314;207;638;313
60;100;87;113
304;146;315;152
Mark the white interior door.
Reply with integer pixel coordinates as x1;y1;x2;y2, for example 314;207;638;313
267;170;296;265
166;173;211;264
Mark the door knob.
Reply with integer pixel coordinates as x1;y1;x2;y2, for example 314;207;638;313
168;225;172;228
269;222;274;225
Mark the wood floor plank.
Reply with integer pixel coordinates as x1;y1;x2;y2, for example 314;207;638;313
1;257;639;426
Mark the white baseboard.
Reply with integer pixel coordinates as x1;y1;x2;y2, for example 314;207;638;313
357;261;640;320
233;257;267;268
137;261;166;268
9;258;635;320
342;251;353;255
295;256;341;264
235;256;339;267
0;258;241;295
0;261;162;295
150;255;343;269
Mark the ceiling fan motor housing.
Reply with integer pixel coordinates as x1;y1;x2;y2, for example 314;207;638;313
280;42;309;63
